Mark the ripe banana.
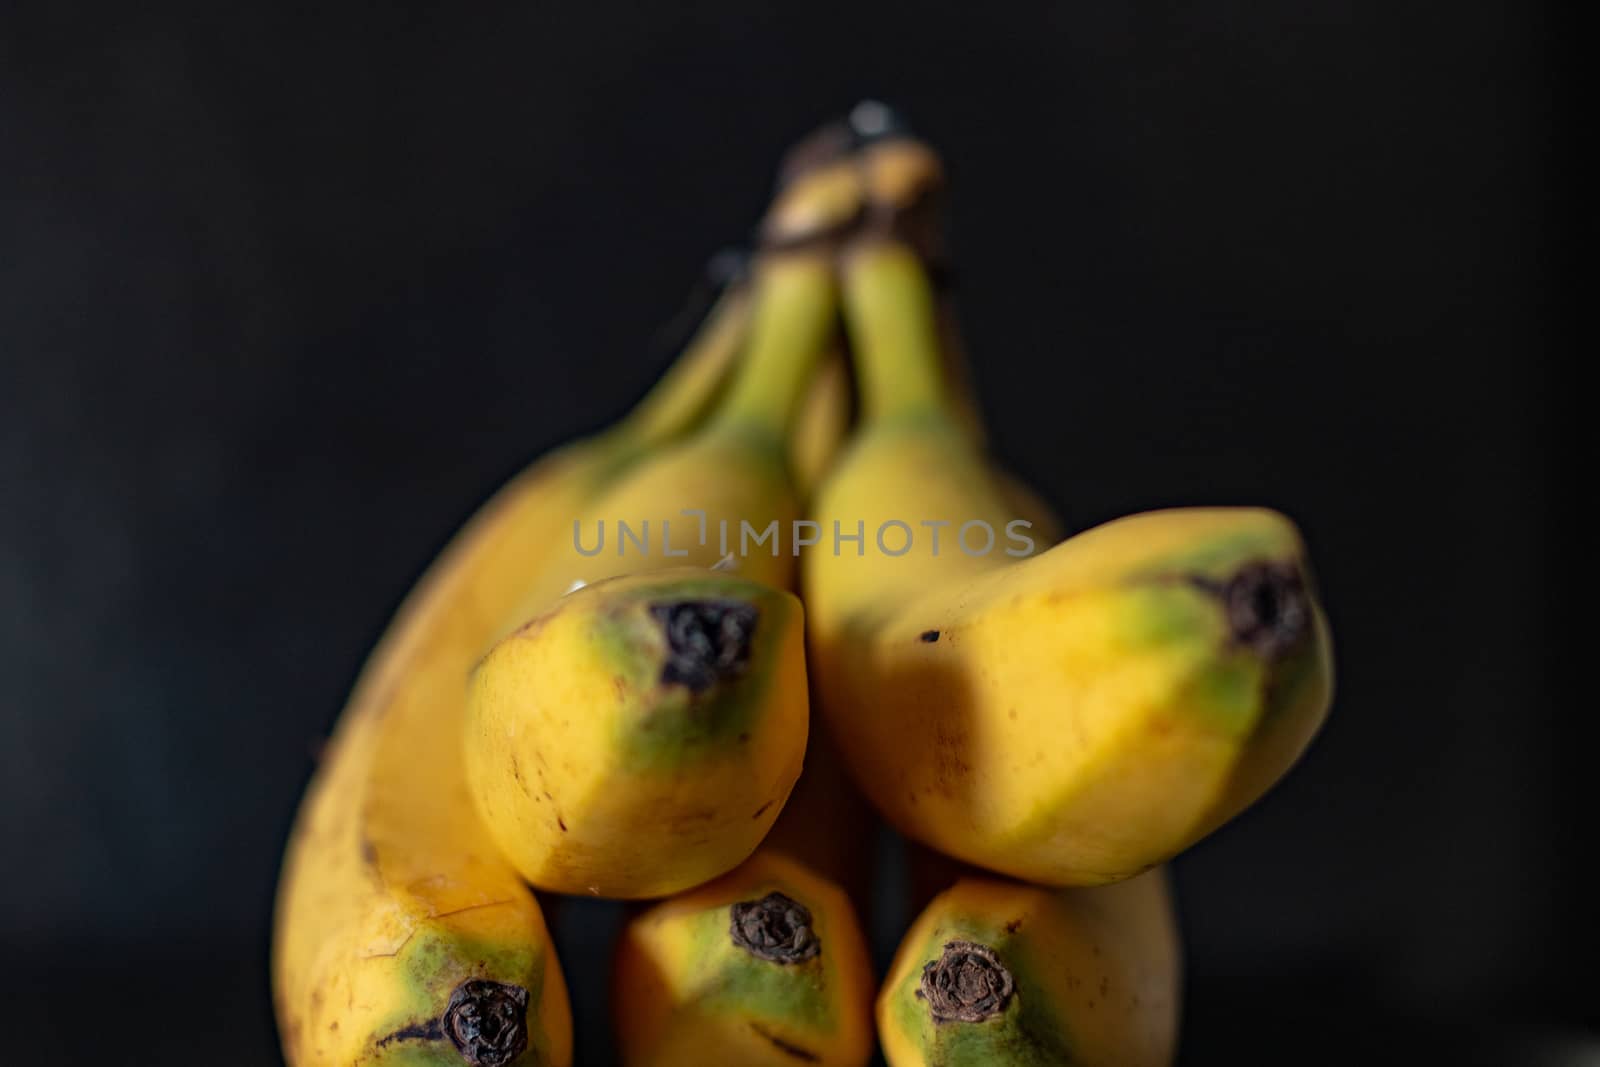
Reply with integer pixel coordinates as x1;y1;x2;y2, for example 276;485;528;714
462;162;853;898
612;849;876;1066
272;262;751;1067
878;871;1180;1066
465;568;808;898
803;239;1335;886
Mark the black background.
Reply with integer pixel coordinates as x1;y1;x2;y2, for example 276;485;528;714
0;2;1578;1064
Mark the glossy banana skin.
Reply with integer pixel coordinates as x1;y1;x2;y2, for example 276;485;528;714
804;242;1335;886
613;850;876;1067
273;285;749;1066
465;570;809;898
878;872;1180;1067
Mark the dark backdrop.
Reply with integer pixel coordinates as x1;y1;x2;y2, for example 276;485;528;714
0;2;1577;1064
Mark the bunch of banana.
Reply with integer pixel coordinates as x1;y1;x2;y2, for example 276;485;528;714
273;105;1334;1066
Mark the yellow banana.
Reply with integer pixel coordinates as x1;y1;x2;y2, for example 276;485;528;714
465;568;808;898
463;163;850;898
612;850;877;1066
878;872;1180;1066
273;262;751;1066
803;239;1335;886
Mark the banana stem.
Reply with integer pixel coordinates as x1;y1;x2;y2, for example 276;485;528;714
705;252;837;447
842;240;954;426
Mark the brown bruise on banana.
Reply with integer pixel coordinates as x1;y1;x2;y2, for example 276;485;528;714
374;980;530;1067
729;891;822;964
916;940;1016;1024
650;599;760;694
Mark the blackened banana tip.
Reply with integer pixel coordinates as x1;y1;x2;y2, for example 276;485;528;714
1223;561;1311;660
443;980;530;1067
652;599;761;693
730;891;821;963
917;940;1015;1023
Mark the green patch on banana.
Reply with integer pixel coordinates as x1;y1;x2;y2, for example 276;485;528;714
1133;526;1300;584
888;924;1072;1067
368;923;548;1066
600;583;793;773
1182;653;1269;737
682;895;839;1035
1114;583;1227;650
